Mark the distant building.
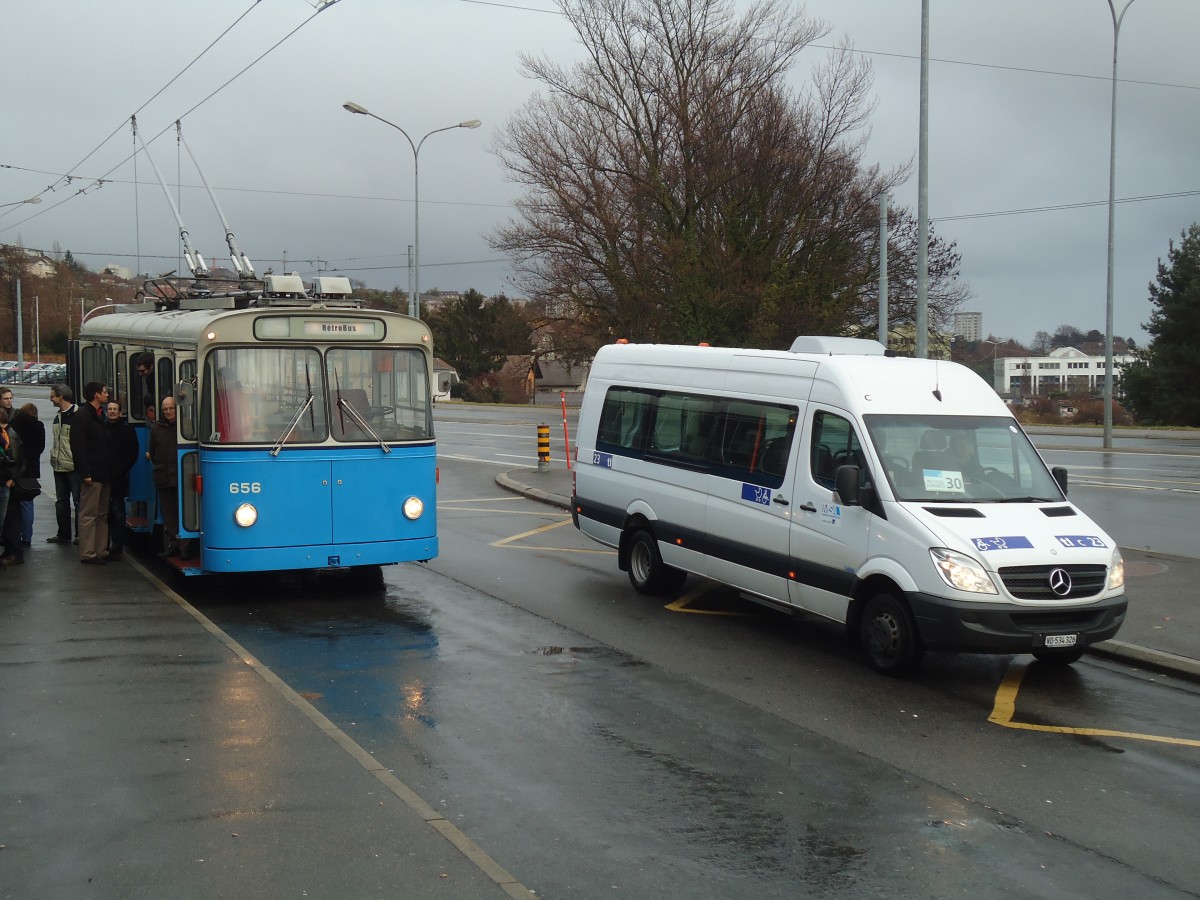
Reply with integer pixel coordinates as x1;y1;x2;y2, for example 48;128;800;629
953;311;982;342
993;345;1134;398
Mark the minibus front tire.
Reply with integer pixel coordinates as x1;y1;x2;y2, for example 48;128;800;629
627;529;687;596
860;592;924;676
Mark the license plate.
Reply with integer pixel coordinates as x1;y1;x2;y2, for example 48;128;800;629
1044;633;1078;648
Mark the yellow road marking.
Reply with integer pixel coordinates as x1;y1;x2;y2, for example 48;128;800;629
990;660;1200;747
490;517;578;547
666;588;760;617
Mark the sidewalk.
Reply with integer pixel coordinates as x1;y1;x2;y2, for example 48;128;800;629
0;496;531;899
497;465;1200;682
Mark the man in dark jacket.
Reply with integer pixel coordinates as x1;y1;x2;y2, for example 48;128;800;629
105;401;140;560
69;382;113;564
12;402;46;548
0;407;25;566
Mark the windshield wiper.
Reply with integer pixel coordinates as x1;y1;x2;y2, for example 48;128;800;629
272;364;315;456
333;368;390;454
271;393;314;456
996;496;1060;503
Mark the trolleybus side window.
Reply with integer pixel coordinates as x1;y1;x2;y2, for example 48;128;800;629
113;351;128;414
128;351;154;422
178;361;197;441
202;347;327;444
156;357;174;417
79;344;110;392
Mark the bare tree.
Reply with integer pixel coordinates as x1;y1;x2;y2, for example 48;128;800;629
491;0;967;358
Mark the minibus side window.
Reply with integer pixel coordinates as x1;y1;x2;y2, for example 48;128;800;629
811;411;868;490
712;400;797;488
653;392;709;462
597;387;654;455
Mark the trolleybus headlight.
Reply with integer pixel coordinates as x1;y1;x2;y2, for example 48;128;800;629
402;496;424;520
930;548;998;594
234;503;258;527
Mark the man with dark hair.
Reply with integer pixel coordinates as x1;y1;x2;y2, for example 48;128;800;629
47;384;81;544
69;382;113;564
134;352;156;403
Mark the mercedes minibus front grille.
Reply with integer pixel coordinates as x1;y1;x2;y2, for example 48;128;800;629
998;564;1108;600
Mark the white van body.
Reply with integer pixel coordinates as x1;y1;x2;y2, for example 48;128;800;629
571;338;1127;674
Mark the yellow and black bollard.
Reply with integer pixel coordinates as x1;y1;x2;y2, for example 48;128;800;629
537;423;551;471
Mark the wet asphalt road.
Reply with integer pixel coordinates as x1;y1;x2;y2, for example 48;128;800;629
172;454;1200;899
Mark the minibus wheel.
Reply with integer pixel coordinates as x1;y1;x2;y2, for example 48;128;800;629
627;529;686;596
860;593;923;676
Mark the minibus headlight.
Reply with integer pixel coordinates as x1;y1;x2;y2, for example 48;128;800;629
402;496;424;520
1108;548;1125;590
930;548;998;594
234;503;258;527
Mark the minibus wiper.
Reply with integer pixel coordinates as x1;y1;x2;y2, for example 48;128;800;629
996;496;1059;503
271;393;314;456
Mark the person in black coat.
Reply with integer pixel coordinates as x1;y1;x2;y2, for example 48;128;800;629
11;402;45;548
1;407;26;565
105;401;140;560
69;382;114;564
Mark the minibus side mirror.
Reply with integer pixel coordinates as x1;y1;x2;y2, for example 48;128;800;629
835;465;861;506
1052;466;1068;495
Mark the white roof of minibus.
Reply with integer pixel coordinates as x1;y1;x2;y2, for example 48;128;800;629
591;342;1007;418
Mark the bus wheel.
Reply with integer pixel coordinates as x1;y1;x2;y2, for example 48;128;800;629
627;529;686;596
1031;647;1084;665
860;592;924;676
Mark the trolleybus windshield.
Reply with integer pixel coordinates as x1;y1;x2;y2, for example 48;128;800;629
200;345;431;445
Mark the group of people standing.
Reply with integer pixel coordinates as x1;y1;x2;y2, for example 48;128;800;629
0;379;191;566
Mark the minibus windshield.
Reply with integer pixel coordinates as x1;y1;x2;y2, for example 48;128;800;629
864;415;1064;503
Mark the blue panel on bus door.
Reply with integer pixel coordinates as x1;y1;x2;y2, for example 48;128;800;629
200;450;333;549
331;445;438;545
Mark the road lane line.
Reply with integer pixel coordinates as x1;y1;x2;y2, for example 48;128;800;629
989;659;1200;748
126;555;537;898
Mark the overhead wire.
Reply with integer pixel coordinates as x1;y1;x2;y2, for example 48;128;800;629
0;0;342;235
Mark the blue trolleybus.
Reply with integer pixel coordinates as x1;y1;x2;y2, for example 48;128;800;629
73;273;438;576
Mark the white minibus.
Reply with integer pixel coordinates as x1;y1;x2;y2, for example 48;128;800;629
571;338;1126;675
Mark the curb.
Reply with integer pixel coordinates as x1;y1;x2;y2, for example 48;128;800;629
496;470;571;511
495;471;1200;683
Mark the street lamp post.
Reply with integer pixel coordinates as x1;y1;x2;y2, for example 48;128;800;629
0;197;42;208
1103;0;1137;449
342;102;481;318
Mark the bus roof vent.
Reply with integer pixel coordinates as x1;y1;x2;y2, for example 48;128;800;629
311;276;353;299
263;273;308;299
788;336;887;356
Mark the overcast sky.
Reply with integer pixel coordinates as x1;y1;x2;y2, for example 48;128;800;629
3;0;1197;346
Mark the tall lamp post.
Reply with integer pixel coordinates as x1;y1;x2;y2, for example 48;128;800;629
1103;0;1137;449
342;102;481;318
0;197;42;208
